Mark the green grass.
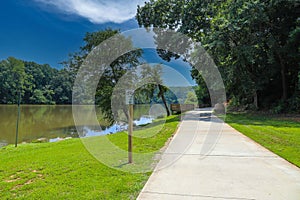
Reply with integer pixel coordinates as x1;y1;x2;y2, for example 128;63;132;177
0;115;179;199
224;113;300;167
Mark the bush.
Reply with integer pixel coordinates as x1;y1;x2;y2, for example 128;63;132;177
287;94;300;113
270;100;289;114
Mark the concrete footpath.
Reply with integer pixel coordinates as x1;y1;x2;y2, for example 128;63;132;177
138;108;300;200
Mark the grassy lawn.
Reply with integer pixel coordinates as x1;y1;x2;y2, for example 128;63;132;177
0;115;179;199
225;113;300;167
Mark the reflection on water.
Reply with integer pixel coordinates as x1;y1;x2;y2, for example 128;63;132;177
0;105;153;146
78;115;154;138
0;141;8;147
51;115;154;141
0;105;83;145
134;116;153;126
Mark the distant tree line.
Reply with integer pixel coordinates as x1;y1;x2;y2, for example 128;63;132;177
0;57;73;104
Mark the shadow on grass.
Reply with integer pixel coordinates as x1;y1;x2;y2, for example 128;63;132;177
226;113;300;128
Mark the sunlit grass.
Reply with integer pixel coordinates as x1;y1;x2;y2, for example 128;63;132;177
224;113;300;167
0;115;179;199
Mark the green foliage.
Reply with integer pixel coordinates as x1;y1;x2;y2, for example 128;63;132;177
29;88;55;105
287;94;300;113
0;57;73;105
50;69;73;104
298;71;300;91
184;91;198;105
271;100;286;114
136;64;171;115
65;29;142;122
0;57;25;104
191;73;210;106
136;0;300;113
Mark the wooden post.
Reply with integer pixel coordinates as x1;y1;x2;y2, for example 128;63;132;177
128;104;133;163
15;91;21;147
126;89;134;164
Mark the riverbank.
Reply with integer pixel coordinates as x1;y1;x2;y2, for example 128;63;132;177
0;104;152;146
0;115;179;199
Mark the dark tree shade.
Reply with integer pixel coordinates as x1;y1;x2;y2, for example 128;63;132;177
136;0;300;113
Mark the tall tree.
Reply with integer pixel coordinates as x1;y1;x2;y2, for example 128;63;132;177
50;69;73;104
65;29;142;122
207;0;299;108
139;64;171;116
23;61;57;104
0;57;25;104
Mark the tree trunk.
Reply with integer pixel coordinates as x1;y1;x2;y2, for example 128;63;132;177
122;107;129;122
253;90;258;109
278;54;287;101
161;94;170;116
158;85;170;116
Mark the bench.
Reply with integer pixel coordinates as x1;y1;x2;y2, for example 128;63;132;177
170;104;195;114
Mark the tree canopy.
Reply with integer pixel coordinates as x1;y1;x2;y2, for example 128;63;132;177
136;0;300;113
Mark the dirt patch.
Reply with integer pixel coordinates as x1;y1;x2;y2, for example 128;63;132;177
11;184;23;191
25;179;34;185
5;169;44;191
5;178;21;183
11;179;36;191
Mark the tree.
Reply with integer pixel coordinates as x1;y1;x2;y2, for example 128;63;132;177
136;0;217;41
23;61;58;104
184;91;198;105
136;0;300;112
139;64;171;116
205;1;273;108
65;29;142;123
206;0;299;108
0;57;25;104
50;69;73;104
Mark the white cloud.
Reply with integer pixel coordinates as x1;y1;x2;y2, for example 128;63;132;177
34;0;146;24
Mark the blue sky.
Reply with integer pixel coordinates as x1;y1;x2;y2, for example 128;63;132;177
0;0;196;86
0;0;140;68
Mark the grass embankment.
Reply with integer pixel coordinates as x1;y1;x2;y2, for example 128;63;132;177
225;113;300;167
0;115;179;199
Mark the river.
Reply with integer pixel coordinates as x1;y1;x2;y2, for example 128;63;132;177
0;105;152;146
